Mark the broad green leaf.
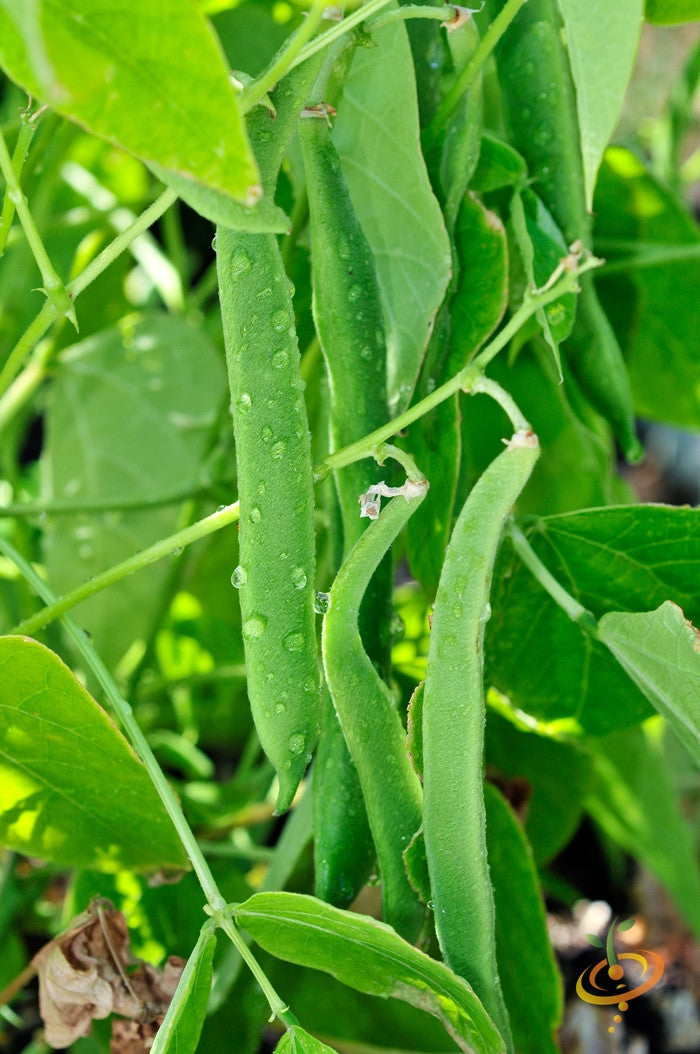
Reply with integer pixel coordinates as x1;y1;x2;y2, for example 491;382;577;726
558;0;644;209
265;954;462;1052
487;506;700;734
586;721;700;937
645;0;700;22
149;162;290;232
150;922;217;1054
594;147;700;429
599;601;700;764
0;0;51;83
275;1027;336;1053
41;313;226;669
485;785;562;1054
0;636;188;871
332;10;451;415
0;0;259;204
485;708;594;865
235;892;505;1054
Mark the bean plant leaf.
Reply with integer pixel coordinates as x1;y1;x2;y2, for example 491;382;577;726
557;0;644;210
645;0;700;22
0;636;188;871
149;162;290;233
485;785;562;1054
594;147;700;430
0;0;259;204
332;9;451;414
235;892;505;1054
598;601;700;765
41;313;226;669
487;506;700;734
150;922;217;1054
275;1027;337;1053
586;721;700;937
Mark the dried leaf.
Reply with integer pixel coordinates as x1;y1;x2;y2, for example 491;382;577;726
32;899;184;1050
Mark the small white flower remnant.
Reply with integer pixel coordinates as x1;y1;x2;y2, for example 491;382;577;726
358;478;428;520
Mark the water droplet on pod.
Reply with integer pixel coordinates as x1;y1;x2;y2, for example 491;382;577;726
231;565;247;588
272;349;289;369
291;566;307;589
283;631;304;652
243;614;267;639
288;733;305;755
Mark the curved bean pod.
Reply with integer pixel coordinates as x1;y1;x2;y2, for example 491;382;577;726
322;480;428;941
421;427;540;1049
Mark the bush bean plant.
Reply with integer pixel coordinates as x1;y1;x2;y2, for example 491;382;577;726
0;1;699;1051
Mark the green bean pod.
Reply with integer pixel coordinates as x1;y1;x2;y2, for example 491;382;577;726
300;111;393;905
215;56;329;813
322;482;428;941
421;428;540;1048
482;0;641;461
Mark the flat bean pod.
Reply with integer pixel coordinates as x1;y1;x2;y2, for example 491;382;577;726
216;60;326;814
322;481;428;941
421;428;539;1049
482;0;641;461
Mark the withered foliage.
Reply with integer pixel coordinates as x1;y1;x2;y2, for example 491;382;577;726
31;898;184;1052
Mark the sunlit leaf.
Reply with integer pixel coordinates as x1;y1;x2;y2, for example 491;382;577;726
0;637;188;871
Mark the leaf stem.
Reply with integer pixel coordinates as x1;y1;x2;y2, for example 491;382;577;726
424;0;528;145
239;0;329;114
0;188;177;402
506;521;599;635
0;116;36;258
10;502;240;638
288;0;395;71
0;126;76;328
314;255;600;481
369;5;459;31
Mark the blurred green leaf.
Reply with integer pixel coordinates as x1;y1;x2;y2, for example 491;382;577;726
235;892;505;1054
558;0;644;209
0;636;188;871
645;0;700;23
488;506;700;734
586;720;700;937
41;313;225;668
0;0;259;203
486;784;562;1054
594;147;700;429
332;11;451;414
149;163;290;232
470;134;527;194
599;601;700;765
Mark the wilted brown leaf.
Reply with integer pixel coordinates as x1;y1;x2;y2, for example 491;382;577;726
31;898;184;1050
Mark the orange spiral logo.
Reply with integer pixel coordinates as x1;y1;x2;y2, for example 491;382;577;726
576;917;665;1034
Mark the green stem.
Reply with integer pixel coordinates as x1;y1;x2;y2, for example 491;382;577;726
0;487;208;518
0;118;36;258
469;374;531;431
507;521;599;635
314;255;600;481
0;126;76;327
0;188;177;403
217;912;299;1028
240;0;328;114
424;0;528;146
369;4;457;31
288;0;395;71
596;240;700;275
10;502;240;637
